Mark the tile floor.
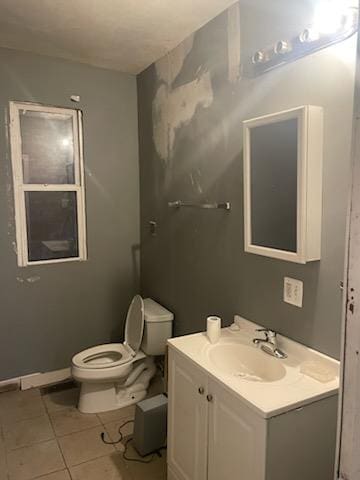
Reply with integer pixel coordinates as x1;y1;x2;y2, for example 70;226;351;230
0;382;167;480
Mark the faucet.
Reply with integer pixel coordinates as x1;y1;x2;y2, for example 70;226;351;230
253;328;287;359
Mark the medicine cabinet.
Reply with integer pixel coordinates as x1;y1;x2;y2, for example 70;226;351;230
243;106;323;263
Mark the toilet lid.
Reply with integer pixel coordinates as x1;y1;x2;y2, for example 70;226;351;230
124;295;144;354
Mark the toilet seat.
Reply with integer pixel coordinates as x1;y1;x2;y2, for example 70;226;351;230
72;295;145;372
72;343;133;370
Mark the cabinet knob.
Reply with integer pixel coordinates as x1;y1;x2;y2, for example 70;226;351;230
206;394;213;402
198;387;205;395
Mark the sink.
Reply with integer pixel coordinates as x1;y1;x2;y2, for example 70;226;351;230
207;343;286;382
168;317;340;417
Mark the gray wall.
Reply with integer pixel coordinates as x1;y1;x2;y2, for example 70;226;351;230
0;48;140;380
137;0;356;358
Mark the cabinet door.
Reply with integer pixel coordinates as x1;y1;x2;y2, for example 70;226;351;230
266;395;338;480
167;348;208;480
207;378;266;480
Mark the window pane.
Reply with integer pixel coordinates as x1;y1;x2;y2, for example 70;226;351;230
25;191;79;262
20;110;75;184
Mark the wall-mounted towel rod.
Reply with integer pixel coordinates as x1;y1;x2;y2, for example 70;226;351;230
168;200;231;211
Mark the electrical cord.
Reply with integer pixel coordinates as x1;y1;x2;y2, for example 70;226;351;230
100;419;166;464
100;419;133;445
123;437;157;464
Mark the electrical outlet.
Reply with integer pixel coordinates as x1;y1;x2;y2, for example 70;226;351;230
284;277;303;308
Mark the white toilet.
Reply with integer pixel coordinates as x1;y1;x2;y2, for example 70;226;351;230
71;295;173;414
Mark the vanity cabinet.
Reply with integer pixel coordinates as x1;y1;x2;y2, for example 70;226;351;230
167;347;338;480
167;347;208;480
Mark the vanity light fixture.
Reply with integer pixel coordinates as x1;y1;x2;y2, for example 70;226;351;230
245;2;358;77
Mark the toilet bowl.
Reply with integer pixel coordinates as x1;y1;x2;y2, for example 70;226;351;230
71;295;173;413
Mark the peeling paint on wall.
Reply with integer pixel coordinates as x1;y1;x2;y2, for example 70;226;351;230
152;70;214;161
156;35;194;86
152;84;170;161
26;276;40;283
153;32;214;162
155;57;168;84
227;2;241;84
16;276;40;284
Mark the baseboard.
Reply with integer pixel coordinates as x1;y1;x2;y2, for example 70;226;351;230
0;378;20;393
21;368;72;390
0;368;72;391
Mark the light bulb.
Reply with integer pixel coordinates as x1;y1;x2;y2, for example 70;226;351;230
274;40;291;55
299;28;320;43
252;50;265;64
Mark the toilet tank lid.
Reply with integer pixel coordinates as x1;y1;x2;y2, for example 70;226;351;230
144;298;174;323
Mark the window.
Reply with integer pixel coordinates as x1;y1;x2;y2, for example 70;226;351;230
9;102;87;266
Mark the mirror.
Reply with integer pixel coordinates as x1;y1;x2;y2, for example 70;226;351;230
243;106;323;263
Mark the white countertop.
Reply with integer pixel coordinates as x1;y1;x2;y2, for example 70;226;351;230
168;316;340;419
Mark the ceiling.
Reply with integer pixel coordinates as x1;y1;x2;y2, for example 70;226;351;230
0;0;237;74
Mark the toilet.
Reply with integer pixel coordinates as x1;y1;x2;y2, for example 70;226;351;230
71;295;173;414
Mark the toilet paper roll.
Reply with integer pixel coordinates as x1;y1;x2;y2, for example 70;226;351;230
207;316;221;344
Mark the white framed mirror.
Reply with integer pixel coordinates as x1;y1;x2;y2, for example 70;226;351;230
243;106;323;263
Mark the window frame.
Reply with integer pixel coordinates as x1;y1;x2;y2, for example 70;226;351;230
9;101;87;267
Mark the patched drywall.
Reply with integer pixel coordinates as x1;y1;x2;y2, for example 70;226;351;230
0;48;139;380
138;0;356;358
152;69;214;161
155;36;195;86
227;3;241;84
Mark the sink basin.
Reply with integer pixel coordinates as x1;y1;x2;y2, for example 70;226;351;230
208;343;286;382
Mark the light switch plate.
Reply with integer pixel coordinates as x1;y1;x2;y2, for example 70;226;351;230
284;277;303;307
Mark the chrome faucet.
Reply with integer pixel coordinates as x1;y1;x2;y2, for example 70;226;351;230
253;328;287;359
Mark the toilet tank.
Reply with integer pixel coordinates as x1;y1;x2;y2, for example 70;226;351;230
141;299;174;356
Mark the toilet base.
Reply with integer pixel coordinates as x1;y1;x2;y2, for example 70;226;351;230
78;382;148;413
77;358;157;414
